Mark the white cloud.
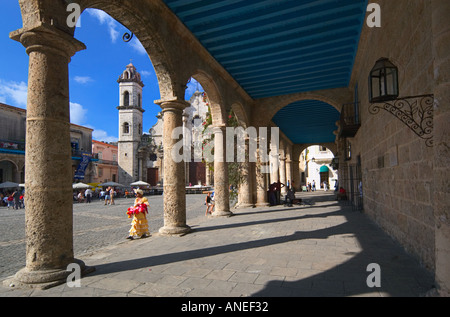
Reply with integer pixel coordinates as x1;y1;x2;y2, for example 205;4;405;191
92;129;118;143
140;70;152;77
0;79;28;108
86;8;120;43
74;76;94;84
130;37;147;55
70;102;88;125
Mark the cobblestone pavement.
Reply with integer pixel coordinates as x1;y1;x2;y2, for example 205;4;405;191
0;191;436;298
0;194;207;280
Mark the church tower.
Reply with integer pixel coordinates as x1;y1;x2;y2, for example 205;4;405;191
117;62;145;185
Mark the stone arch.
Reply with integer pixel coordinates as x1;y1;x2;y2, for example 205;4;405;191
294;143;338;162
190;70;226;127
0;159;19;172
231;103;249;128
77;0;183;101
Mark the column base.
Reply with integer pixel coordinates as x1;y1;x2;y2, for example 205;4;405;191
211;210;234;217
255;202;270;207
4;259;95;290
159;225;191;236
235;203;255;209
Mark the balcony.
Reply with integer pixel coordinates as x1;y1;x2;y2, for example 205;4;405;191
338;102;361;138
0;139;25;155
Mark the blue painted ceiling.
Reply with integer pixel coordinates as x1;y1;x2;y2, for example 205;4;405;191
162;0;367;144
272;99;340;144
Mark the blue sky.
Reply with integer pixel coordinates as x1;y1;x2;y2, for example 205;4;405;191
0;1;202;143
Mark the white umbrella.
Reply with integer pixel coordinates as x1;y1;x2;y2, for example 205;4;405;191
130;181;150;186
72;182;92;189
99;181;125;187
0;181;20;189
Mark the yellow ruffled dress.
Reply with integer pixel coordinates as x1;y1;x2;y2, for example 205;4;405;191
127;197;150;239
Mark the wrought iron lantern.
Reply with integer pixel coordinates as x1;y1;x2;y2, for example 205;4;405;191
330;157;339;170
368;58;399;103
368;57;434;147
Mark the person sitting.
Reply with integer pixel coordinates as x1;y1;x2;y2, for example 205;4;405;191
284;186;295;207
337;187;347;201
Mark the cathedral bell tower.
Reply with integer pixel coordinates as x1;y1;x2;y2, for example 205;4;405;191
117;62;145;185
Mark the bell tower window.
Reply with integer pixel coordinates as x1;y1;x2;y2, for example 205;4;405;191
123;91;130;107
123;122;130;134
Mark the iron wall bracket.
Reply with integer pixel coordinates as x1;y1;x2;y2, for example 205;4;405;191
369;94;434;147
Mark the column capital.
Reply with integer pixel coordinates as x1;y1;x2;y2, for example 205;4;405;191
10;22;86;59
155;99;190;112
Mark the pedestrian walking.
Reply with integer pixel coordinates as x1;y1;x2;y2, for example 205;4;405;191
110;187;115;205
85;188;92;203
104;187;111;205
12;189;21;210
205;191;214;215
126;189;150;240
6;193;14;209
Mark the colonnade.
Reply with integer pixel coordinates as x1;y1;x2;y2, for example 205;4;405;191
9;0;449;295
6;20;290;288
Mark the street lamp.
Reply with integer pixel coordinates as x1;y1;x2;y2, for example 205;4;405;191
368;57;434;147
368;58;399;103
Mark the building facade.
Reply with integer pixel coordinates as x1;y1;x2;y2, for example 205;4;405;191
91;140;118;184
301;145;337;191
0;103;95;184
149;90;211;186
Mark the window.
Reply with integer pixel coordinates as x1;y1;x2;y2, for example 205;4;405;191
123;91;130;107
123;122;130;134
345;140;352;161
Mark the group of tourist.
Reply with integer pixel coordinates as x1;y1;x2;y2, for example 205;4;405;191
0;189;24;209
74;186;117;205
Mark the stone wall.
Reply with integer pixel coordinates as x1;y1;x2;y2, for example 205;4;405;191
347;0;436;270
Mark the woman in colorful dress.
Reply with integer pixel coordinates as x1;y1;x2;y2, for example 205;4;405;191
126;189;150;240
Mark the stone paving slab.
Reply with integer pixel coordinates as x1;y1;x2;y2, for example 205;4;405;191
0;193;436;298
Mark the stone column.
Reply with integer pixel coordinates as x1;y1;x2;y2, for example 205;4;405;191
279;141;287;196
205;165;212;186
269;143;279;184
286;144;293;187
237;137;254;208
255;137;270;207
212;125;232;216
432;0;450;296
292;144;302;192
158;100;191;235
8;23;91;289
292;160;301;191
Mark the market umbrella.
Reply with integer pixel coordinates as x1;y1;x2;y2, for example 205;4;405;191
0;181;20;189
72;182;92;189
130;181;150;186
99;181;125;187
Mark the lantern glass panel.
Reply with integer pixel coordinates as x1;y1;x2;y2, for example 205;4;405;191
369;58;399;103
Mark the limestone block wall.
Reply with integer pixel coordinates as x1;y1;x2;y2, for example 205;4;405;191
348;0;436;270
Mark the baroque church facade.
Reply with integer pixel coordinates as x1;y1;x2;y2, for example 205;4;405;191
117;63;210;187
